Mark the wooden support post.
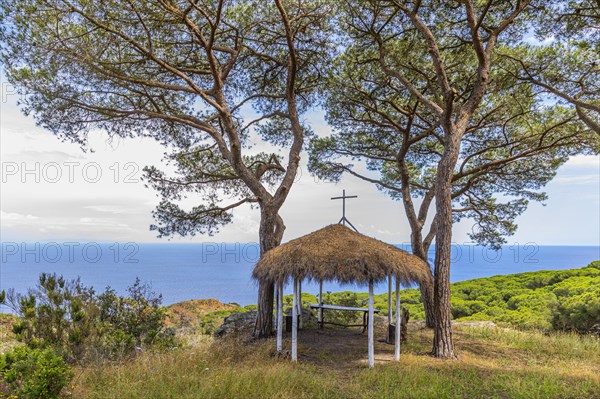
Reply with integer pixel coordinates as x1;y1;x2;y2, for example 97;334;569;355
387;274;392;325
277;281;283;353
368;278;374;368
395;277;401;361
292;278;298;362
318;280;323;327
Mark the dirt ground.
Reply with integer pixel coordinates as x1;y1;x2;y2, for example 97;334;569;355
277;316;424;368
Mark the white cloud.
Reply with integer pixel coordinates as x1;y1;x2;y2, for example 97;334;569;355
562;155;600;169
0;210;39;220
83;205;138;214
554;175;600;185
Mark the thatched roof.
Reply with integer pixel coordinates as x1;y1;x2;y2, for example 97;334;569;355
252;224;432;286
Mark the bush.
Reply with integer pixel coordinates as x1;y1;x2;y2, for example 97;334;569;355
6;274;99;362
396;289;422;305
451;299;485;319
552;276;598;297
1;274;178;364
0;346;72;399
320;292;363;326
552;289;600;335
97;278;177;354
357;262;599;334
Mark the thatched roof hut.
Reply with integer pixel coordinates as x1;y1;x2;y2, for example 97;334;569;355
254;223;431;368
252;224;431;286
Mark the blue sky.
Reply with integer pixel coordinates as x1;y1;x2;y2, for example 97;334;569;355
1;75;599;246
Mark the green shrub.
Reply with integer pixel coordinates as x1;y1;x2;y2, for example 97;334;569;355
307;262;600;334
498;288;531;302
552;276;598;297
320;291;363;326
456;312;494;322
451;299;485;319
97;278;177;351
552;289;600;335
98;330;137;361
525;273;556;290
496;309;553;330
1;274;178;364
0;346;72;399
449;262;599;333
507;292;558;311
243;304;258;312
396;289;422;305
6;273;98;362
480;305;509;318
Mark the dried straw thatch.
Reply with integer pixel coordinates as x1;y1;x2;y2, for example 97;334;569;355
252;224;431;286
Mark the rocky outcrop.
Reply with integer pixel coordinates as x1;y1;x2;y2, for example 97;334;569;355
214;311;257;337
214;307;320;337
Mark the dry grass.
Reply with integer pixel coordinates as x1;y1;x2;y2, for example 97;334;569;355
0;314;18;354
253;224;431;286
74;321;600;399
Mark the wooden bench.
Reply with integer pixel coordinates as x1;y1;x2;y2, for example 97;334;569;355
309;303;380;333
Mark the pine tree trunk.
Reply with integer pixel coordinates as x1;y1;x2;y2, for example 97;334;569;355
420;282;436;328
255;280;275;338
412;244;435;328
432;135;459;359
254;208;285;338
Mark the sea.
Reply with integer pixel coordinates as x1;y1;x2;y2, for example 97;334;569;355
1;242;598;312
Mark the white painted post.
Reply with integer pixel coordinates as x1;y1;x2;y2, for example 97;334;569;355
368;278;374;368
318;280;323;325
387;274;392;325
292;278;298;362
277;281;283;353
395;276;401;361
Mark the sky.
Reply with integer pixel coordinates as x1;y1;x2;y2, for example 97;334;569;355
1;76;599;247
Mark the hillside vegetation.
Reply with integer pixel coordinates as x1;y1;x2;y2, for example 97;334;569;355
298;261;600;334
154;261;600;337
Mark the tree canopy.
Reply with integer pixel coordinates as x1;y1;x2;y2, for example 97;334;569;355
308;0;598;357
0;0;333;240
0;0;334;337
310;28;595;251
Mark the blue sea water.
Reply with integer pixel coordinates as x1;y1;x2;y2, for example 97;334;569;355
0;241;598;312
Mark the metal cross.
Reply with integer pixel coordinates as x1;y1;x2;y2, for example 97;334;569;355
331;189;359;232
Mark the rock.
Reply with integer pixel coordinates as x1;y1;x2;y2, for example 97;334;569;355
214;311;257;338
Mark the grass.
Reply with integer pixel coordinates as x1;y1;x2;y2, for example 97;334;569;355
73;324;600;399
0;314;17;354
